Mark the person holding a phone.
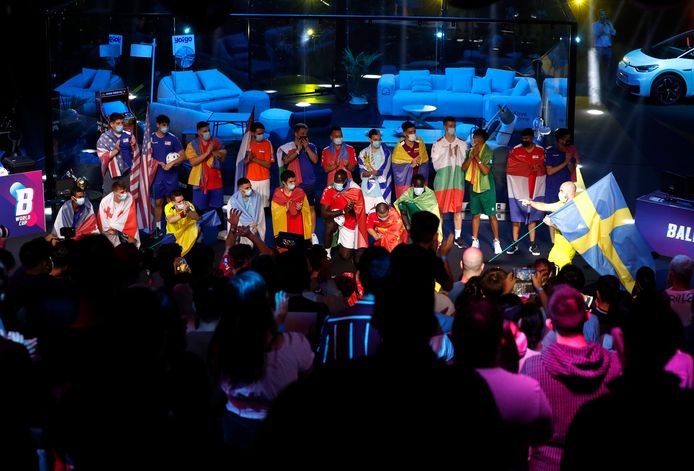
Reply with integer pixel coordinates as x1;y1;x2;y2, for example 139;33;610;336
164;190;200;256
52;186;99;240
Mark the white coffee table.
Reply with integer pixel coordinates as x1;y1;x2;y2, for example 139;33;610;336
402;104;438;129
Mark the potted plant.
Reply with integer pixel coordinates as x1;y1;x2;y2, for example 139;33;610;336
341;48;382;107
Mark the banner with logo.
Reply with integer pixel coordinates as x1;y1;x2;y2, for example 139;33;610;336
172;34;195;55
0;171;46;238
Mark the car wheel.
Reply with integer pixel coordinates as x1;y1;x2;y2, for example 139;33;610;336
651;74;685;105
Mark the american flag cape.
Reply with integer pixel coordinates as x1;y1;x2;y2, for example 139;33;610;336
129;104;159;231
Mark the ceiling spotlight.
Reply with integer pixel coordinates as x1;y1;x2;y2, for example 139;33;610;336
586;109;604;115
296;102;311;108
183;26;191;34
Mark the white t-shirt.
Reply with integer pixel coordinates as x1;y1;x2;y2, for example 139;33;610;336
222;332;314;419
665;288;694;327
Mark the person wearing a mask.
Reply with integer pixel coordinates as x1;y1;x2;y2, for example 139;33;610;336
96;112;138;195
520;181;577;269
322;126;357;186
464;128;502;255
506;128;547;257
366;202;405;252
228;177;265;246
185;121;227;215
544;128;579;244
357;129;393;212
271;170;312;242
151;114;185;238
431;116;468;249
164;190;200;256
391;121;430;199
98;180;140;247
320;169;367;261
244;121;274;209
52;187;99;240
394;173;442;243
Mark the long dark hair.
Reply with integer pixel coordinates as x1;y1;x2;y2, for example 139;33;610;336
209;271;277;386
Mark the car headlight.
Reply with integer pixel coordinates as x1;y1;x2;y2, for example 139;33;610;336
634;64;659;72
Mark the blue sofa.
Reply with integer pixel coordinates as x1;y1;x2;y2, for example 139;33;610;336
157;69;268;113
377;68;541;128
541;78;567;129
150;102;244;143
55;68;125;116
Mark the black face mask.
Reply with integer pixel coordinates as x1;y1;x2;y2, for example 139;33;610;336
522;140;533;147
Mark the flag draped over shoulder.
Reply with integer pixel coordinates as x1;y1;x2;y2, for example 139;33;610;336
234;107;255;191
129;104;158;231
52;200;99;239
548;172;654;291
342;181;369;249
394;186;442;242
391;137;430;199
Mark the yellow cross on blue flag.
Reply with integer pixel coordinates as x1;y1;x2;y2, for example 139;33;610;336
548;173;654;291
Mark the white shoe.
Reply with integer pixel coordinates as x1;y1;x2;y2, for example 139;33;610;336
471;238;480;249
325;248;332;260
493;239;502;255
311;233;319;245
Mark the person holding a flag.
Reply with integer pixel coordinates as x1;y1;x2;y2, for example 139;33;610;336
366;202;406;252
506;128;546;256
244;122;274;208
96;112;138;195
357;129;393;212
521;181;577;270
98;180;140;247
319;169;367;261
185;121;227;219
544;128;579;243
52;186;99;240
395;173;442;244
150;114;185;238
228;177;265;246
271;170;312;242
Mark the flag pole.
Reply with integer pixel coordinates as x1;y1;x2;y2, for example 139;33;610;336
488;221;545;264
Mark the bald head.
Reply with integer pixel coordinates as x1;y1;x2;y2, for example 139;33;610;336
375;202;390;217
462;247;484;281
560;181;577;200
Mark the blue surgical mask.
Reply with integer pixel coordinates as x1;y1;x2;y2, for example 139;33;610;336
334;182;344;192
371;140;381;148
255;134;264;142
159;126;169;134
287;183;296;190
446;127;456;136
202;131;211;141
333;137;343;146
115;125;124;133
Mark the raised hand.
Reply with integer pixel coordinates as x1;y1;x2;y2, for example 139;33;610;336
227;208;241;227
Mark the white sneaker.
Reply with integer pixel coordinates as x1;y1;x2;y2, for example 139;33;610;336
493;239;502;255
471;238;480;249
311;233;319;245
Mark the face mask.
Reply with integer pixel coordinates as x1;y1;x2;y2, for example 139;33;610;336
254;134;264;142
119;193;128;202
176;202;187;210
287;183;296;190
159;126;169;134
407;134;417;142
201;131;211;141
413;187;425;196
114;125;124;133
522;140;533;147
75;197;85;206
446;127;456;135
558;192;568;203
243;188;253;197
334;182;344;192
332;137;343;146
377;213;389;221
371;140;381;148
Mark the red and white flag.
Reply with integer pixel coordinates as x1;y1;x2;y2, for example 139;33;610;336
130;104;159;232
234;107;255;191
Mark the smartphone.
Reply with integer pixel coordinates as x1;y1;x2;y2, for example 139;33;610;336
583;295;594;307
513;267;535;282
60;226;76;239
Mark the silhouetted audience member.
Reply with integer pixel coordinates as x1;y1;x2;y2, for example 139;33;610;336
632;265;657;300
259;244;507;466
521;285;621;471
563;293;694;470
453;298;552;468
591;274;621;337
409;210;453;291
666;255;694;328
518;303;545;370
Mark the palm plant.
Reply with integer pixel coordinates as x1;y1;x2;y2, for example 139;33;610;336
341;48;383;104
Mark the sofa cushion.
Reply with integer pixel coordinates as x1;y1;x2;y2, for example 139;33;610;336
178;92;213;103
435;91;483;117
205;89;239;100
399;70;430;90
172;70;202;94
89;69;112;91
411;78;433;93
471;77;491;95
511;78;530;97
197;69;231;91
485;68;516;92
76;68;97;88
445;68;474;93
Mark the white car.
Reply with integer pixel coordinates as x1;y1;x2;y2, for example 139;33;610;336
617;30;694;105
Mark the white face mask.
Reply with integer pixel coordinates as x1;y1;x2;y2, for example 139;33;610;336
334;182;345;192
413;187;425;196
75;197;85;206
558;192;568;203
176;202;187;210
201;131;211;141
243;188;253;197
377;213;389;221
407;134;417;142
119;193;128;202
159;126;169;134
446;127;456;136
254;134;264;142
287;183;296;190
332;137;343;146
371;140;381;148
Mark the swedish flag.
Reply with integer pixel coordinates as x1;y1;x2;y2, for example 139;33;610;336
549;173;654;291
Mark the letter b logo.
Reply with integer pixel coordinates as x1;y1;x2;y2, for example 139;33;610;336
10;183;34;216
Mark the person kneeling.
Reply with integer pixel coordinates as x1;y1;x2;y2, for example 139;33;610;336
98;180;140;247
320;169;367;260
165;190;200;256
